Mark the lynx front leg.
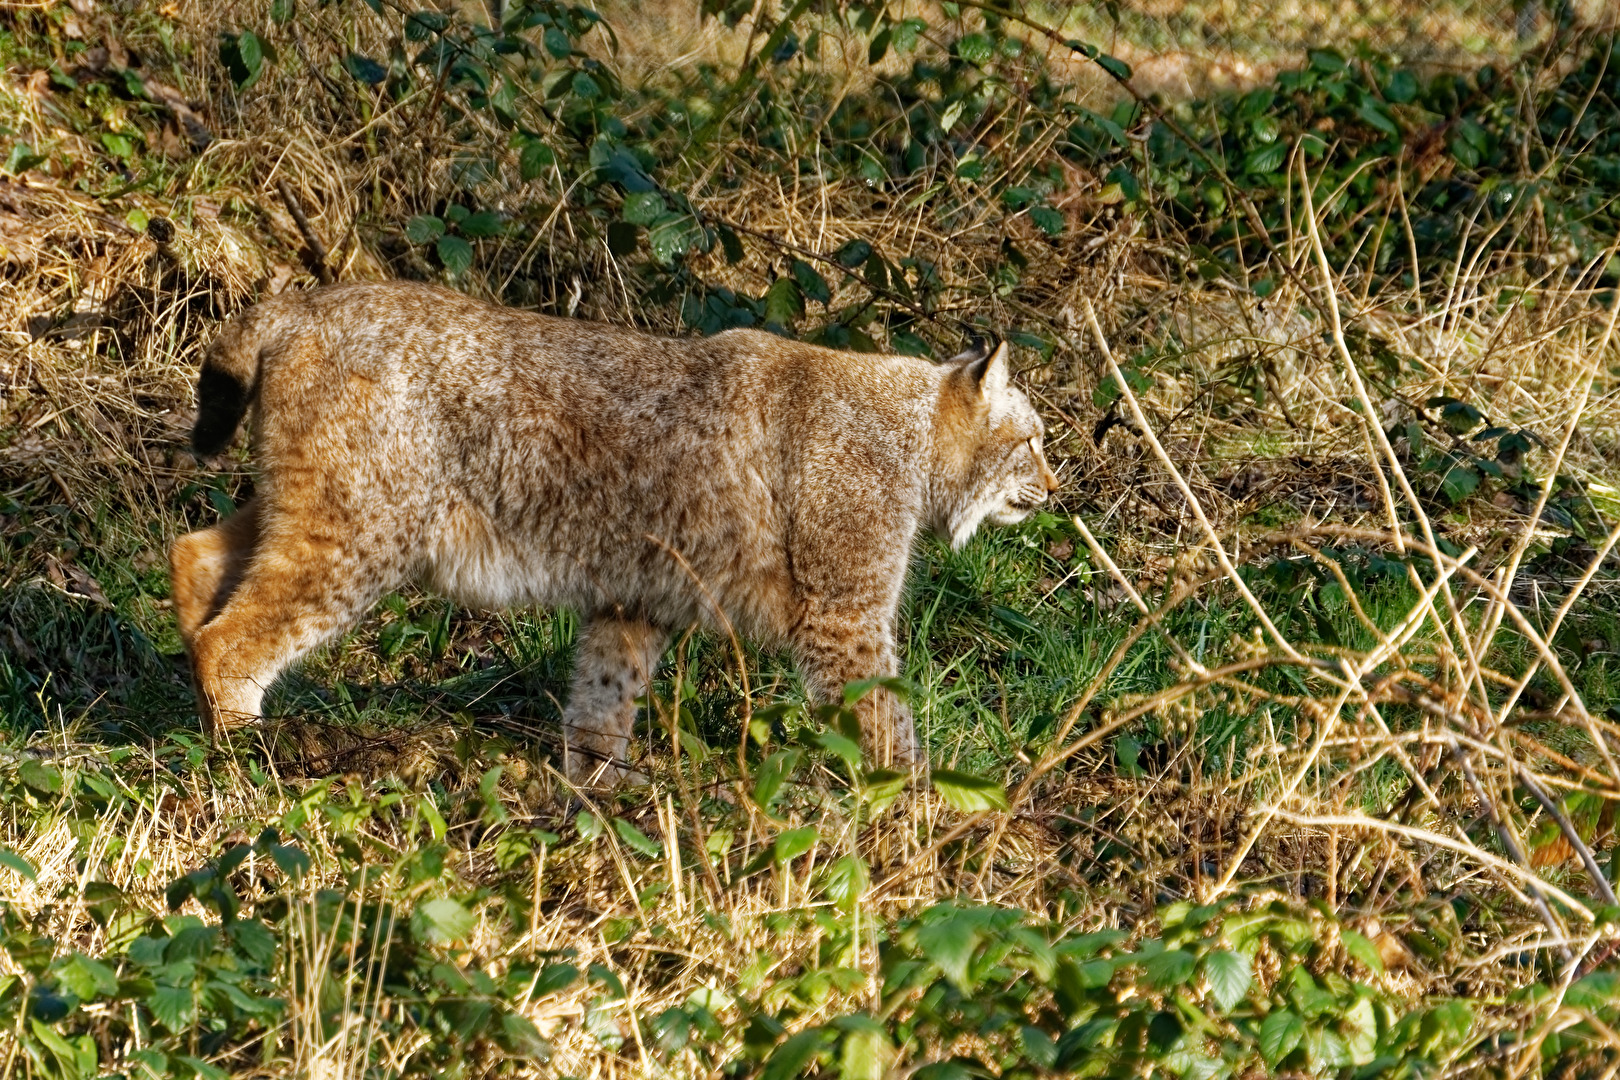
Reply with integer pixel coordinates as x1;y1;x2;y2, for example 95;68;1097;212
188;525;402;738
561;616;668;787
169;497;262;651
791;605;921;771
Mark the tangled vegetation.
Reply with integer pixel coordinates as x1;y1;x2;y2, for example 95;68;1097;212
4;0;1620;1076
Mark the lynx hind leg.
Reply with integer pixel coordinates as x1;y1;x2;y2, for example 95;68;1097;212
561;616;668;787
793;612;921;771
169;497;263;652
188;524;403;739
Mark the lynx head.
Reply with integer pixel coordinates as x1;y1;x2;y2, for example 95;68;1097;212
931;340;1061;549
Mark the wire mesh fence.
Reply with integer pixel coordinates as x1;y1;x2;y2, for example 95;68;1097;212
1017;0;1614;99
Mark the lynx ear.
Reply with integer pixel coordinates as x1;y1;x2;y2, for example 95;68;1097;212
948;337;992;365
966;340;1010;399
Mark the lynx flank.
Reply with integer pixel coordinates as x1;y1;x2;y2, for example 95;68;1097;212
169;281;1058;783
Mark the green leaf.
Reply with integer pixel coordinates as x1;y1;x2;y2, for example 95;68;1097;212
1029;206;1065;235
612;817;662;858
406;215;445;244
719;225;745;264
1244;141;1288;174
791;259;831;304
461;210;504;238
762;1028;828;1080
764;277;805;327
1340;929;1385;973
58;954;119;1000
1142;948;1196;988
1202;949;1252;1010
753;749;802;810
622;191;667;226
649;215;697;264
520;139;555;181
269;844;309;882
0;848;36;881
1095;53;1132;80
220;30;267;90
807;728;862;772
412;897;476;945
1259;1008;1305;1066
835;239;873;268
101;132;135;159
437;235;474;276
343;52;387;85
773;826;818;863
589;962;626;999
19;759;61;794
270;0;295;22
543;27;572;59
575;811;604;840
913;906;997;990
956;33;993;66
821;855;868;911
1440;465;1480;503
840;1019;892;1080
1357;100;1400;137
867;27;892;65
931;768;1009;812
147;984;196;1032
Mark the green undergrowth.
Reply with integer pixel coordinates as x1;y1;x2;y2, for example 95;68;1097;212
4;0;1620;1075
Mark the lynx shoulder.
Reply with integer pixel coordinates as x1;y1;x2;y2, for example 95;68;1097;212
169;281;1059;783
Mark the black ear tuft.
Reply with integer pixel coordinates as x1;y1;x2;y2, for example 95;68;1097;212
948;335;995;366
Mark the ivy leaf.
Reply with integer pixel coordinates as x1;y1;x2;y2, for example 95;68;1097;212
931;768;1009;812
1202;949;1252;1010
437;235;474;276
1259;1008;1305;1066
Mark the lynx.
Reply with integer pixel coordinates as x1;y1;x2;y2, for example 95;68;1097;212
169;281;1059;783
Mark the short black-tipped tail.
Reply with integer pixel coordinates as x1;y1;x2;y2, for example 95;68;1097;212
190;312;266;456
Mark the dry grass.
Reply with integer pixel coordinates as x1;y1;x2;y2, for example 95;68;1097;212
3;1;1620;1075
